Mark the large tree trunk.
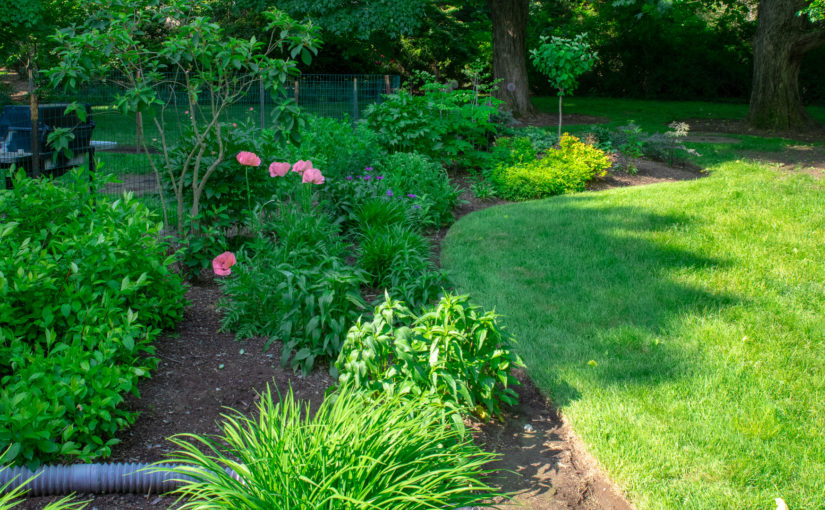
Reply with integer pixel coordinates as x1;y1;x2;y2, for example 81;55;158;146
488;0;534;118
748;0;825;131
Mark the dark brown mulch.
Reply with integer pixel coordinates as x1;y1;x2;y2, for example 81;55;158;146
25;281;633;510
26;283;333;510
588;159;705;191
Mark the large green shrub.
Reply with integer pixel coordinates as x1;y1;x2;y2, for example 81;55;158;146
492;133;611;200
365;84;501;164
0;171;186;468
162;385;501;510
335;294;523;418
281;115;385;179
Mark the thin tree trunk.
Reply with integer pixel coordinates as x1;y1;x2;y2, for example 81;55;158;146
488;0;534;118
747;0;825;131
558;95;563;140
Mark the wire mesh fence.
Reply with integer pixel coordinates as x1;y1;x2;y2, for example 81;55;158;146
1;72;399;200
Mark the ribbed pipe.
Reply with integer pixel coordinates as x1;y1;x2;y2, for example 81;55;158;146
0;463;203;496
0;463;489;508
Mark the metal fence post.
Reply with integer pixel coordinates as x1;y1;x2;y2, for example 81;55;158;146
353;78;359;122
259;76;265;131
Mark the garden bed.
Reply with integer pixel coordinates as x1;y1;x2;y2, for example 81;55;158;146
27;280;632;510
22;159;702;510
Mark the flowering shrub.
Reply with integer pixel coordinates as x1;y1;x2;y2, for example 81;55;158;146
0;171;186;467
491;134;612;200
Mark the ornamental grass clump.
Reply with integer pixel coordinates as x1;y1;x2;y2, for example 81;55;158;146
161;385;501;510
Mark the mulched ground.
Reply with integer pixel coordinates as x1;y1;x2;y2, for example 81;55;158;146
25;282;632;510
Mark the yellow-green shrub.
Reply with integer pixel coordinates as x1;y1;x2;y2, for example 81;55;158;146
492;134;611;200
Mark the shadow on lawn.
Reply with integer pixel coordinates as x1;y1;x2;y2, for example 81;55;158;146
444;192;742;407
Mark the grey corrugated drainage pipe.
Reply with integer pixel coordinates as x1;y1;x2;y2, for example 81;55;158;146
1;463;488;509
0;463;212;496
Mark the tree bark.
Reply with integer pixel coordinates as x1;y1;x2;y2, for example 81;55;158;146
748;0;825;131
488;0;534;117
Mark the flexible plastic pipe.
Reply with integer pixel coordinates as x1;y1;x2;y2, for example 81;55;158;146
0;463;488;509
0;463;197;496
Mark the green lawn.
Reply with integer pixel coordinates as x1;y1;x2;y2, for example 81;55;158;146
540;96;825;132
443;100;825;509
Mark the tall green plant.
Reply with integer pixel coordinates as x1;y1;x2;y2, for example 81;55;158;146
160;385;502;510
46;0;320;236
529;33;597;139
336;294;523;419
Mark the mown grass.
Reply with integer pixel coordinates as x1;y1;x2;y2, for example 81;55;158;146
443;99;825;509
538;96;825;132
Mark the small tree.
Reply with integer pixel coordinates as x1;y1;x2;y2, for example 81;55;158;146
46;0;319;236
529;34;597;139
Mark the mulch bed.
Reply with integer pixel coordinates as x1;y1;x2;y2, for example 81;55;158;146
25;158;712;510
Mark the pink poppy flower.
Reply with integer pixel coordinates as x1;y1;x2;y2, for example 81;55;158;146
249;107;254;111
232;123;237;127
236;151;261;167
269;161;291;177
291;160;313;174
212;252;237;276
302;166;325;185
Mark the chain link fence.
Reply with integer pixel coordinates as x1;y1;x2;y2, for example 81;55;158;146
2;71;399;199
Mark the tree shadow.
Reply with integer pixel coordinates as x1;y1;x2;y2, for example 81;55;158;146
445;192;742;406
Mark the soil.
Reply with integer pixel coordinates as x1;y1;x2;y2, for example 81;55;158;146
24;283;633;510
587;159;705;191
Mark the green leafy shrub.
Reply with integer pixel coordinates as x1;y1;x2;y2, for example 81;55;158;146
335;294;523;418
252;203;346;262
0;171;186;467
365;84;502;164
377;152;460;228
519;126;559;153
217;238;366;374
467;135;536;174
318;168;387;229
586;121;692;171
162;385;501;510
280;115;385;179
492;134;611;200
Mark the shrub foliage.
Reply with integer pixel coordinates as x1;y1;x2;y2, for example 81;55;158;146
0;172;186;468
492;133;611;200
